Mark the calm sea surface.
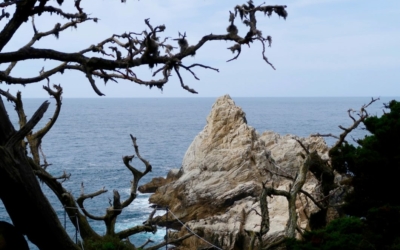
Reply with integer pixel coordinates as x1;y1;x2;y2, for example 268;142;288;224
0;97;396;249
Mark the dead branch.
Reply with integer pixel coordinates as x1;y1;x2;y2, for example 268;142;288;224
294;138;337;197
0;63;70;85
178;64;200;80
227;44;242;62
138;238;154;249
142;208;158;227
113;190;122;211
262;236;285;250
256;183;272;246
313;97;380;150
300;189;324;210
295;138;310;154
68;135;155;236
115;225;155;240
0;9;10;21
52;171;71;182
263;164;295;180
152;65;168;77
4;61;17;76
34;170;71;182
0;1;19;8
144;233;194;250
22;16;94;50
115;207;157;240
119;135;153;208
184;63;220;72
0;84;62;169
255;159;309;248
258;147;312;241
315;186;342;204
0;2;286;95
256;37;276;70
27;84;63;164
310;133;340;140
174;65;198;94
1;86;63;168
5;101;49;149
0;89;17;103
76;188;108;221
27;161;101;241
32;5;88;20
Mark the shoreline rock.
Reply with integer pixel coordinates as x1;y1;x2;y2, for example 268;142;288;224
145;95;340;249
138;169;181;193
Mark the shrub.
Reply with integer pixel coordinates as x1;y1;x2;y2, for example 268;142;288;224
83;235;134;250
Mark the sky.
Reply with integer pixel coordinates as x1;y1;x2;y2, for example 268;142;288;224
0;0;399;98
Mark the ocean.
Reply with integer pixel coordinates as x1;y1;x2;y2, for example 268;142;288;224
0;96;396;249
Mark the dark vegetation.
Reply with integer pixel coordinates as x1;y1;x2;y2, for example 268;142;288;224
288;100;400;250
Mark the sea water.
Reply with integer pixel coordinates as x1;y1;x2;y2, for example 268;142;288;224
0;97;396;249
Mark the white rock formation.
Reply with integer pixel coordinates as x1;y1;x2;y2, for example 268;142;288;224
149;95;333;249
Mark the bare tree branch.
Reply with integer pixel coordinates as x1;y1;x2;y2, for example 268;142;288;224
0;9;10;22
5;101;49;149
77;188;108;221
0;1;37;51
120;135;153;207
0;2;286;95
0;1;19;8
227;43;242;62
116;207;158;239
144;233;194;250
313;97;380;150
310;133;340;140
138;238;154;249
300;189;325;210
257;37;276;70
174;65;198;94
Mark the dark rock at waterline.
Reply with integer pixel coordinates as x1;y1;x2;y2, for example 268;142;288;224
138;177;168;193
139;169;182;193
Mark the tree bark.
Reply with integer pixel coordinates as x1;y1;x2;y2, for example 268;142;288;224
0;96;79;250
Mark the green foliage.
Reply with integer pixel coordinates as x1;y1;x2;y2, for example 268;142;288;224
83;236;134;250
289;100;400;250
288;211;400;250
330;100;400;216
286;217;372;250
364;206;400;250
308;209;327;230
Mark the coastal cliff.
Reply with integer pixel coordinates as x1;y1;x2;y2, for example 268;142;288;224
143;95;339;249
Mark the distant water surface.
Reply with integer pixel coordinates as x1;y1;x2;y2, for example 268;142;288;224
0;97;396;249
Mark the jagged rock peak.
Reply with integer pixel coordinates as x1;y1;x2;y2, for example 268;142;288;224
148;95;336;250
150;95;272;223
180;94;265;174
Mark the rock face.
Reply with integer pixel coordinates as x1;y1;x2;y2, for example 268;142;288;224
149;95;336;249
139;169;181;193
138;177;168;193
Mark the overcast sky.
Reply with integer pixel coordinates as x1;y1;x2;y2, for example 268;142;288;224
1;0;399;98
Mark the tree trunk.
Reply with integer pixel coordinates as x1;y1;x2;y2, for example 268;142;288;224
0;96;79;250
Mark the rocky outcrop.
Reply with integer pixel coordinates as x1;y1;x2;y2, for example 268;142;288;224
139;177;168;193
138;170;181;193
148;95;339;249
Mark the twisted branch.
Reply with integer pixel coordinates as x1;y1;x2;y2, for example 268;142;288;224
0;2;286;94
312;97;380;150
